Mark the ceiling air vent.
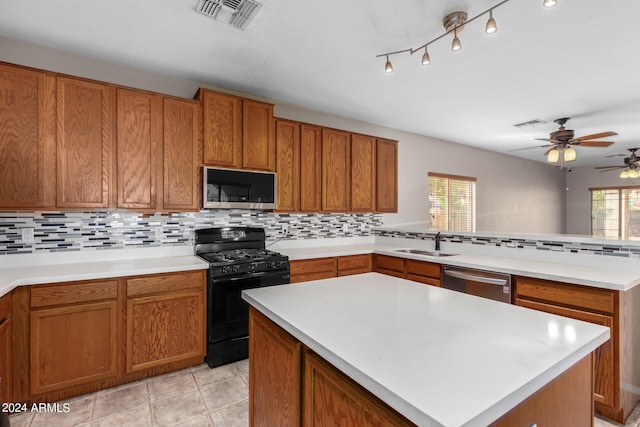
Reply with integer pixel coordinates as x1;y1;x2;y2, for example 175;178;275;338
195;0;263;30
513;119;547;129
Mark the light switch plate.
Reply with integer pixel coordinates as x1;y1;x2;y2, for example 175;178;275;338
21;227;35;243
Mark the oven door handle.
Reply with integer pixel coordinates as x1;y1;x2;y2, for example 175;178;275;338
210;270;286;283
443;269;508;286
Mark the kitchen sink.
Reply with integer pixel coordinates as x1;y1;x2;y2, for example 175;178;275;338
392;248;459;257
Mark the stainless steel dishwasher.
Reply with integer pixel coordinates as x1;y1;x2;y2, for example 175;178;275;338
442;266;512;303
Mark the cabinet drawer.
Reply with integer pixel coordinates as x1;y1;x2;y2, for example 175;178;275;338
337;254;372;272
375;255;404;273
515;276;615;314
405;260;441;279
127;271;205;297
290;258;337;275
31;280;118;308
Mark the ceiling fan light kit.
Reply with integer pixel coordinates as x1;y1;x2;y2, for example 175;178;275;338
376;0;555;72
547;149;560;163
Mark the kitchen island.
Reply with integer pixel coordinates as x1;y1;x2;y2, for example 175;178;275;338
243;273;610;426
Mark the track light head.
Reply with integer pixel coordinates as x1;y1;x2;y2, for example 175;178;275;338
421;48;431;65
385;55;393;73
452;31;462;51
485;10;497;34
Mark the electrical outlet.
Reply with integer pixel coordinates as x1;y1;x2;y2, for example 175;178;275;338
155;227;163;240
282;224;288;235
22;227;35;243
342;224;348;233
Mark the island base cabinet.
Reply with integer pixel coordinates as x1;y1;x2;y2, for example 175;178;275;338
491;354;594;427
303;350;413;427
249;307;301;427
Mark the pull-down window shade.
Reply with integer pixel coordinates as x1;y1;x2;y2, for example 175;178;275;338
429;173;476;232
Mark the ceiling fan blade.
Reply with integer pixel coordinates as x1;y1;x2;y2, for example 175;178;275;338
509;144;553;152
595;165;625;170
534;138;562;143
571;141;614;147
605;153;627;158
571;131;618;141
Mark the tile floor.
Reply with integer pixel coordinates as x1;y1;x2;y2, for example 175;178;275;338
8;358;640;426
9;360;249;427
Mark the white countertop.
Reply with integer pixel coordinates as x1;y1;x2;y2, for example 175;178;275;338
274;239;640;291
243;273;610;427
0;255;209;298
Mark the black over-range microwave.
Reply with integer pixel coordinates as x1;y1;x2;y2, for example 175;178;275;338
202;167;277;210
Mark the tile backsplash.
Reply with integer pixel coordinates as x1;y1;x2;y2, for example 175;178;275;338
0;210;383;255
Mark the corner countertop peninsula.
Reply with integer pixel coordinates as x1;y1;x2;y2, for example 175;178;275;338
243;272;610;427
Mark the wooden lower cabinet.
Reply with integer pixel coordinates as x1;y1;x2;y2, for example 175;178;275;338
337;254;372;276
249;307;301;427
374;254;404;278
405;260;441;287
0;293;12;403
125;271;206;373
515;276;640;423
29;280;119;395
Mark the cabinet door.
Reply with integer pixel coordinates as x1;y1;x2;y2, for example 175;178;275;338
337;254;372;276
116;88;162;210
321;128;350;212
126;289;205;373
201;90;241;167
515;298;615;407
299;124;322;212
30;300;119;394
56;76;115;208
243;99;275;171
0;294;11;403
0;64;55;208
275;120;300;211
163;97;201;211
376;139;398;213
290;258;337;283
351;134;376;212
303;350;411;427
249;308;301;427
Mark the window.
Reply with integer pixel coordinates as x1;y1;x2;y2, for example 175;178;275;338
591;187;640;240
429;172;476;232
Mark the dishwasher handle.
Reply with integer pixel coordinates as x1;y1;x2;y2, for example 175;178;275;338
443;269;508;286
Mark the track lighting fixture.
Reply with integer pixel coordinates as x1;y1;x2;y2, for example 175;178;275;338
385;55;393;73
451;28;462;51
421;47;431;65
485;10;497;34
376;0;554;71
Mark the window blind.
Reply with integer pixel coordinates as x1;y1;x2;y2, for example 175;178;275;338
428;173;476;232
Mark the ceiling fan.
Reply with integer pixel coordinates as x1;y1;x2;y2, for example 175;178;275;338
595;148;640;178
514;117;617;163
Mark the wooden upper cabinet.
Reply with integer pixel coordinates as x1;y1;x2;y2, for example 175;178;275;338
376;138;398;212
56;76;115;208
300;124;322;212
163;97;201;211
0;64;55;209
243;99;275;171
275;119;300;211
350;134;376;212
321;128;350;212
116;88;162;210
200;89;242;168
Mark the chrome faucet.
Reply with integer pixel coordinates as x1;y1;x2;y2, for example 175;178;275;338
435;232;442;251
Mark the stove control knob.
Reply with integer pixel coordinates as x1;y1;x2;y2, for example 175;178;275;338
248;264;256;272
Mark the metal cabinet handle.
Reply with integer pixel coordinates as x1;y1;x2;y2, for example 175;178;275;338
443;269;507;286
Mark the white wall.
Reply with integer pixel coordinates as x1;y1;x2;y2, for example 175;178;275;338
565;166;634;235
1;37;567;234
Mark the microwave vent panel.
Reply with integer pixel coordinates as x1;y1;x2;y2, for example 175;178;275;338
195;0;263;30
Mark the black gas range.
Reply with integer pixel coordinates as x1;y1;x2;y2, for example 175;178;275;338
195;227;290;367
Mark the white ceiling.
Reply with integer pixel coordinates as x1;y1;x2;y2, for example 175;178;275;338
1;0;639;168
